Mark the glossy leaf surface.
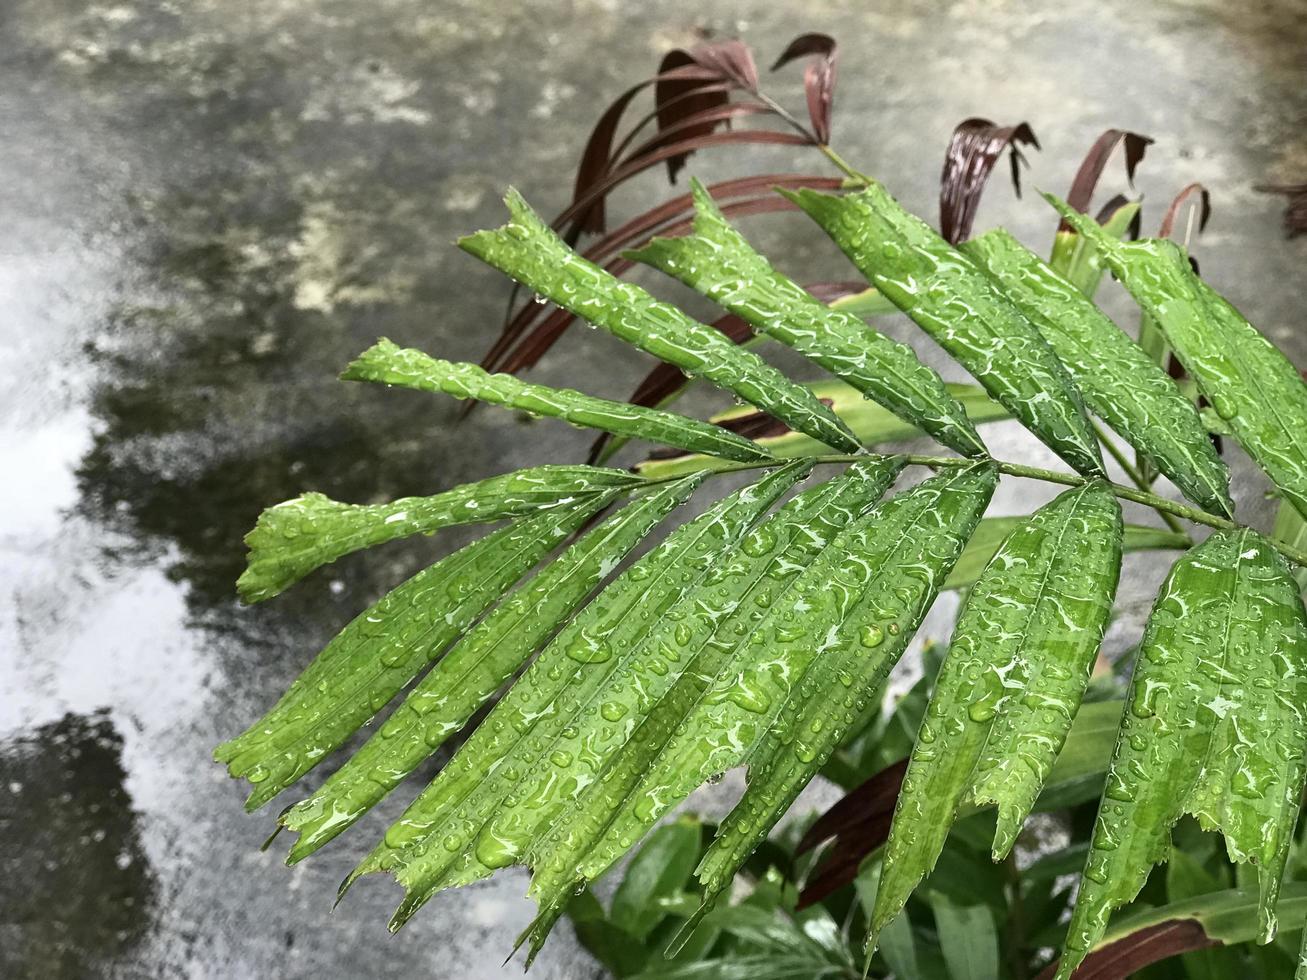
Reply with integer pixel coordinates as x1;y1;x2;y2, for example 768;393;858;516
343;338;769;462
216;494;615;809
635;380;1009;480
786;183;1105;477
690;464;998;930
1057;529;1307;979
1049;194;1307;520
278;475;705;861
874;484;1123;940
351;463;812;928
460;190;860;453
523;458;907;954
237;464;641;602
627;179;985;456
963;229;1232;516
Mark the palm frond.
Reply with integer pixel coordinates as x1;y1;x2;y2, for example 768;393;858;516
871;482;1124;944
626;179;986;457
784;183;1107;477
216;152;1307;980
1051;194;1307;520
460;190;860;453
961;229;1233;516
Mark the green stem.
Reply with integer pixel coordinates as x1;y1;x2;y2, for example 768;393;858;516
640;453;1307;569
690;92;1299;563
747;85;873;187
1091;420;1188;537
802;127;1185;545
817;143;872;187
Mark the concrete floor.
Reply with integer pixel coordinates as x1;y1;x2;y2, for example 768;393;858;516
1;0;1305;977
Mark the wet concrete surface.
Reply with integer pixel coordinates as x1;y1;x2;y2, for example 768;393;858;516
1;1;1305;977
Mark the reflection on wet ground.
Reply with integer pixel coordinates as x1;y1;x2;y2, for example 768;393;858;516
0;712;156;978
1;0;1305;977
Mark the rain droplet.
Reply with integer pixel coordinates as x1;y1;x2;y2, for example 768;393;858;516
967;701;996;723
742;528;777;558
474;830;520;869
600;701;628;722
566;635;613;664
859;625;885;648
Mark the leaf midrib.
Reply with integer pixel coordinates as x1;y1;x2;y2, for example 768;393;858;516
967;485;1096;807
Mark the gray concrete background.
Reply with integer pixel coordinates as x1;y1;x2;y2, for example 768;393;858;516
1;1;1304;977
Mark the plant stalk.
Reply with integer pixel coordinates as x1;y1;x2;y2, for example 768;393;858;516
1091;420;1188;537
639;452;1307;569
746;84;873;187
679;84;1301;564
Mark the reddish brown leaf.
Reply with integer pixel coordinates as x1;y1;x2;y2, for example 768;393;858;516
792;757;908;908
553;130;810;245
1158;182;1212;239
687;39;760;90
1256;181;1307;237
797;813;896;908
618;102;774;168
575;174;842;281
655;52;735;184
582;174;845;279
1058;129;1153;232
797;757;908;856
772;33;839;144
567;41;762;240
1034;919;1218;980
940;118;1040;244
570;64;721;237
608;82;733;162
654;41;760;183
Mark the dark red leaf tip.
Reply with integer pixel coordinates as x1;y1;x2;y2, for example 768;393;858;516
1158;182;1212;240
771;33;838;145
1059;129;1154;231
1093;194;1142;239
770;32;837;71
1254;181;1307;238
940;118;1040;244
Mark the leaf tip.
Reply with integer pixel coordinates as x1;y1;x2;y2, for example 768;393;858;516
339;337;400;383
665;898;713;958
334;868;362;909
261;822;285;853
